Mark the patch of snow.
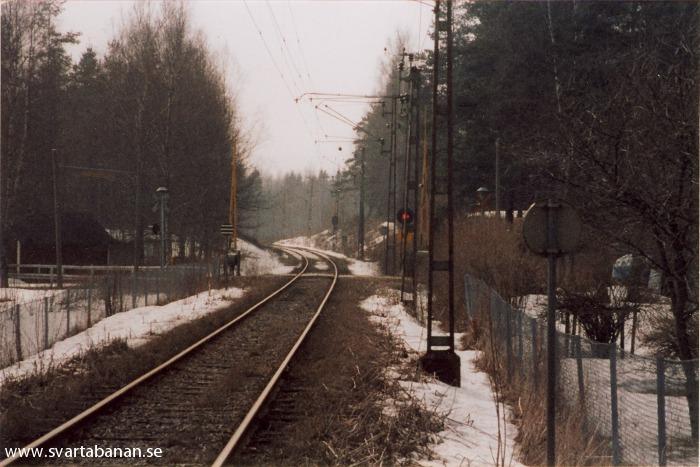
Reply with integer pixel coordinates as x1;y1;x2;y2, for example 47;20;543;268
0;286;246;386
347;258;380;276
238;239;294;275
0;287;63;307
277;240;380;277
361;289;521;466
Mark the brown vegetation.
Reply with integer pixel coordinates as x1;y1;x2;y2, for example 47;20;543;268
456;218;611;465
237;277;444;465
0;276;287;447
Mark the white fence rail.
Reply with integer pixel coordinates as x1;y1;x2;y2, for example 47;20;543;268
1;262;223;369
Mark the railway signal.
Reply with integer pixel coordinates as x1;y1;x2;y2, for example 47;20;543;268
396;208;414;227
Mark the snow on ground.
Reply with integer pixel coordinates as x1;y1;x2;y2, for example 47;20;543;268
0;287;63;308
277;238;380;276
361;289;522;466
238;238;294;275
520;293;664;356
347;258;380;276
0;286;246;386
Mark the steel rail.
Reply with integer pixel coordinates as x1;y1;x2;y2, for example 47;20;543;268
212;245;338;466
0;249;309;467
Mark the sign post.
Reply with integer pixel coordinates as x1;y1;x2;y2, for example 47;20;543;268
523;199;581;467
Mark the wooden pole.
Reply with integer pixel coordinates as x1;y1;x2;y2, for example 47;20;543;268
229;140;238;251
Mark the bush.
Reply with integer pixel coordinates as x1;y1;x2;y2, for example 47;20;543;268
642;307;699;359
558;286;637;345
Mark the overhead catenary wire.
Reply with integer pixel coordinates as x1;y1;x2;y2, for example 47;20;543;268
242;0;296;100
265;0;305;95
321;104;359;128
298;92;402;101
265;1;350;170
315;106;382;140
287;0;316;88
243;0;324;161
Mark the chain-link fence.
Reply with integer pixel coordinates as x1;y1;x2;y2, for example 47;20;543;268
465;273;699;466
0;262;223;368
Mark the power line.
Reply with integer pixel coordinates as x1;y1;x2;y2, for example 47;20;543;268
242;0;320;155
242;0;296;100
322;105;359;129
287;0;316;88
316;106;382;140
264;1;333;165
316;106;359;130
265;0;305;95
298;92;400;101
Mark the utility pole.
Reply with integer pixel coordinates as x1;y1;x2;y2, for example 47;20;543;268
358;146;366;260
421;0;460;386
51;149;63;288
400;56;419;304
391;59;404;275
307;176;315;236
383;57;403;276
229;140;238;251
0;140;7;287
382;136;391;275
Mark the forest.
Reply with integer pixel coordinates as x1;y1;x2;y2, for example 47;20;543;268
1;1;262;269
258;2;698;362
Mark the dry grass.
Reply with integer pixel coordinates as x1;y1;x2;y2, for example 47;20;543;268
237;278;445;465
470;328;610;466
0;276;289;448
455;217;612;465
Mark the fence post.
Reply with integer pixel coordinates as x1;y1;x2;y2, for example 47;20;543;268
43;297;49;350
531;318;538;388
131;267;136;309
610;342;621;465
156;271;160;305
117;274;123;312
682;360;699;442
66;289;71;335
14;304;22;361
618;310;625;359
86;286;92;328
144;270;148;306
88;269;94;327
505;300;513;383
517;307;523;378
50;266;54;288
656;356;666;466
630;309;638;355
464;276;470;321
576;335;585;403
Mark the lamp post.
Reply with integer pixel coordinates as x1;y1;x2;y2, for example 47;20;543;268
156;187;169;270
476;186;490;216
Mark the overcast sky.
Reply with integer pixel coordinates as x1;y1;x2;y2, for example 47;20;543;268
57;0;432;177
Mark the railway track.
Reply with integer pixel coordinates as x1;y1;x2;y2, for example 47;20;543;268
1;245;338;466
